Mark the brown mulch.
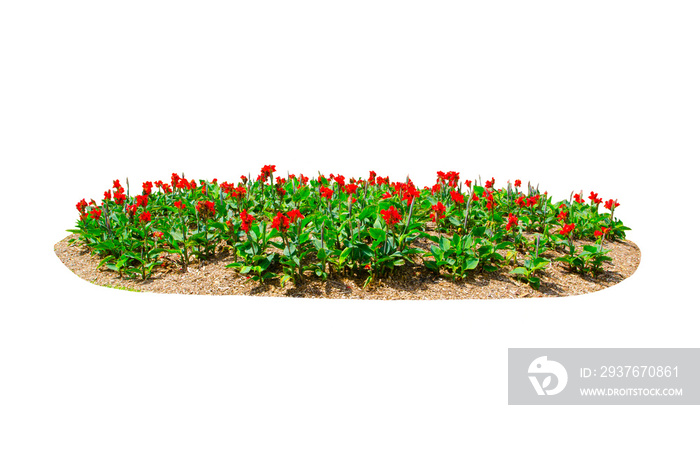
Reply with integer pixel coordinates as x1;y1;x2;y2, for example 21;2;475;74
54;234;640;300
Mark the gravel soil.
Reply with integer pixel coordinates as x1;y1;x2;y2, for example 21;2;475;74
54;233;640;300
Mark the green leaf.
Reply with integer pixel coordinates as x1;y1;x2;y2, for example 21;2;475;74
462;257;479;271
424;260;440;272
369;228;387;242
438;235;451;252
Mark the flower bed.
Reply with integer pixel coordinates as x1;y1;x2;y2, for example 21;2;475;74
66;166;632;294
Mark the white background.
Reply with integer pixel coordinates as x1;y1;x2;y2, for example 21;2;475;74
1;1;699;462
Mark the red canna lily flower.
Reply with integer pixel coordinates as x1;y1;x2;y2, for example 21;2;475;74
485;177;495;189
174;200;185;209
344;184;358;195
589;192;602;205
240;210;255;233
142;181;153;195
260;165;276;179
75;198;87;213
559;223;575;235
114;191;126;205
271;212;290;232
287;209;305;223
573;193;585;204
139;211;151;223
153;231;164;240
430;202;447;222
320;186;333;199
594;226;610;237
450;190;465;204
604;199;619;210
196;200;216;218
136;195;149;208
89;207;102;220
506;213;519;231
514;179;522;188
380;205;402;227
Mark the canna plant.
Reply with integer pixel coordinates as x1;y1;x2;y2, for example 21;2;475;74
69;166;632;291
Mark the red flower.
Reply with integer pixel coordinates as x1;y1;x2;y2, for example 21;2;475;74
464;179;472;188
401;186;420;205
437;171;460;188
381;191;393;199
153;231;164;240
526;195;540;208
431;183;441;194
368;171;377;186
104;190;112;201
344;184;358;195
231;186;246;199
380;206;402;227
514;179;522;188
76;198;88;213
142;181;153;195
573;193;585;204
594;226;610;237
173;200;185;209
334;175;346;188
485;177;495;189
506;213;519;231
557;210;568;222
114;191;126;205
287;209;305;223
139;211;151;223
430;202;447;222
515;195;527;208
136;195;149;208
299;174;309;185
320;186;334;199
196;200;216;218
589;192;602;205
113;179;122;190
89;207;102;220
604;199;620;210
559;223;575;236
240;210;255;233
485;192;495;211
271;212;290;232
450;190;465;204
261;164;276;177
126;204;138;216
